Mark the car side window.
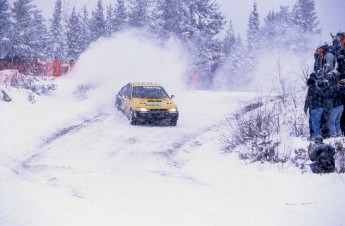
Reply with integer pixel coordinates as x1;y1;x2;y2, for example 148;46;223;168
123;84;131;98
118;86;126;96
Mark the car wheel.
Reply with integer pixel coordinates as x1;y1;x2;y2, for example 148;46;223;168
170;119;177;126
129;109;137;125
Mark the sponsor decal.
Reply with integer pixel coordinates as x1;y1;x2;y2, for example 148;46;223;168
145;103;162;107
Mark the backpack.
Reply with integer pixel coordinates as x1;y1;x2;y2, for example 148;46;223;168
318;151;335;173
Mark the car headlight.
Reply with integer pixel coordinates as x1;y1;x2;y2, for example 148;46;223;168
168;108;178;113
137;107;149;112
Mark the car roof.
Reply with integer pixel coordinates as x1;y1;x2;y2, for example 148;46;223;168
130;82;161;87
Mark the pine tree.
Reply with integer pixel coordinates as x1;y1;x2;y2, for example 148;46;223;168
261;6;294;48
292;0;319;34
10;0;38;59
185;0;226;88
223;19;236;56
80;6;91;52
90;0;106;42
154;0;187;40
247;2;260;51
262;10;277;40
291;0;320;51
230;35;252;86
186;0;225;38
113;0;127;32
277;6;293;37
215;34;252;89
50;0;66;59
105;4;114;37
31;9;49;59
127;0;151;29
66;7;83;60
0;0;11;58
0;0;9;34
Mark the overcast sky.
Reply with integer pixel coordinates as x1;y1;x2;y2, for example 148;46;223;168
13;0;345;42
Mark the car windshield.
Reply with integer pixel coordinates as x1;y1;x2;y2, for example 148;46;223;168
132;86;169;99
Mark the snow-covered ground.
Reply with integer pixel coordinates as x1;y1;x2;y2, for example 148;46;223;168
1;33;345;226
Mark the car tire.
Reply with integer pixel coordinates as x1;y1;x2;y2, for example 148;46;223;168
170;119;177;126
129;109;137;125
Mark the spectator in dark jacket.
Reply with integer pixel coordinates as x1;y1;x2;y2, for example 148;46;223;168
327;80;345;137
338;79;345;134
325;70;340;86
309;71;317;80
337;52;345;80
317;78;332;138
304;77;324;140
305;77;315;139
309;137;335;173
324;46;335;73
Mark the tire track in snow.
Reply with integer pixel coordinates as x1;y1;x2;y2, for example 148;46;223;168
13;113;108;179
158;125;216;165
155;125;219;185
40;113;108;147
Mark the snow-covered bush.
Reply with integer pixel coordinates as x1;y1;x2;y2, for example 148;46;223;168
72;84;95;100
334;141;345;173
6;73;57;94
236;131;281;163
225;100;345;171
221;96;290;163
0;71;57;103
222;96;280;146
290;147;309;173
217;52;317;166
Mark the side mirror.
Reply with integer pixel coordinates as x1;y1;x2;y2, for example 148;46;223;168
170;95;175;99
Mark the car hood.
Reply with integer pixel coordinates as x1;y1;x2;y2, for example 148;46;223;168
132;98;178;109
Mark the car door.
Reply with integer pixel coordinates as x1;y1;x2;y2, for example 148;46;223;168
116;85;126;110
116;84;130;111
122;84;132;113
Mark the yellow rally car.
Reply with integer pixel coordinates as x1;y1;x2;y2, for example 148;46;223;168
115;82;179;126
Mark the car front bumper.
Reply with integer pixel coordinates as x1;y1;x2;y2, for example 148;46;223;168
134;111;179;123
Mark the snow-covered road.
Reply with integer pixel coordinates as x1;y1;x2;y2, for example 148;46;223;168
1;88;345;226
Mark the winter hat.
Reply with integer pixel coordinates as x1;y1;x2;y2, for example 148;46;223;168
309;71;317;79
307;77;316;86
323;44;329;52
